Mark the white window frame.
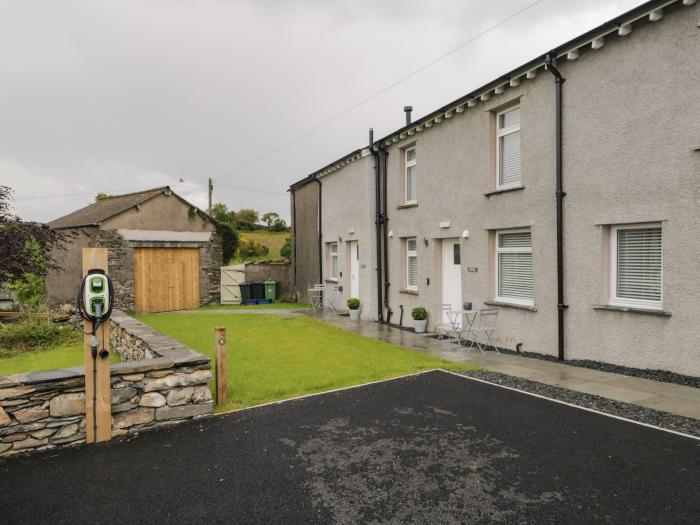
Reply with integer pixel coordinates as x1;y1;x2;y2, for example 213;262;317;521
404;147;417;204
406;237;418;291
496;105;521;190
495;228;534;306
609;223;663;310
328;242;339;282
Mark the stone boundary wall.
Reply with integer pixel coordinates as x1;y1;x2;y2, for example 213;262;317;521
245;261;292;299
0;310;213;457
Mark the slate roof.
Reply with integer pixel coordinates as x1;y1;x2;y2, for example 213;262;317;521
48;187;171;229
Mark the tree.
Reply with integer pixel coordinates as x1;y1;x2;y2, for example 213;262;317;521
216;223;239;264
0;186;65;284
271;217;288;232
95;192;109;201
236;209;259;230
261;212;280;229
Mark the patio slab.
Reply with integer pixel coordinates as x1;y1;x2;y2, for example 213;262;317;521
306;311;700;421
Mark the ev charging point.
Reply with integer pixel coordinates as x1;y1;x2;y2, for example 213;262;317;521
79;248;113;444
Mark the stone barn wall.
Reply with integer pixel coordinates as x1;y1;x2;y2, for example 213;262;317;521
0;310;213;457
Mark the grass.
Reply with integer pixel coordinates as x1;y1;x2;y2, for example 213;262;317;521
233;230;289;263
195;302;307;311
0;342;120;377
137;312;468;412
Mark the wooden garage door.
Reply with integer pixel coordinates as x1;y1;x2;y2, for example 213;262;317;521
134;248;200;314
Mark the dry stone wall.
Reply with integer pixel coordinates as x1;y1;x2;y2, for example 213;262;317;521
0;310;213;457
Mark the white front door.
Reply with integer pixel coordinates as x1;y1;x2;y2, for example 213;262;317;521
350;241;360;299
442;238;462;325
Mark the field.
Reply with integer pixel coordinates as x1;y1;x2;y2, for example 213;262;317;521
234;229;289;263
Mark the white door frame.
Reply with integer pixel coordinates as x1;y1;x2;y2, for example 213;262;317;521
441;238;462;326
349;241;360;299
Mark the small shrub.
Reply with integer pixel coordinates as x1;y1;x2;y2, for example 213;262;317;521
9;272;46;312
0;318;80;355
347;298;360;310
280;237;291;260
411;307;428;320
238;239;269;260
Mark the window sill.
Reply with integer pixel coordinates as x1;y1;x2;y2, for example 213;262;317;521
483;185;524;197
325;279;339;284
484;300;537;312
399;289;419;295
397;202;418;210
593;304;671;317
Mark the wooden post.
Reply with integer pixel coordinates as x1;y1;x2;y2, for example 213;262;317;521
215;326;227;407
83;248;112;443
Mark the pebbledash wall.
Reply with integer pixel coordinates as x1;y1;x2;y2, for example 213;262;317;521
0;310;213;457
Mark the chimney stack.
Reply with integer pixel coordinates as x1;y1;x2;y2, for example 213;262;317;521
404;106;413;126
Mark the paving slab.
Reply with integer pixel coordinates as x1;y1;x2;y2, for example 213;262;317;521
306;311;700;420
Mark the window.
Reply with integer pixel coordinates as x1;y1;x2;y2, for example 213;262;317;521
496;106;521;189
610;224;662;309
495;229;533;305
328;242;338;281
406;238;418;290
405;147;417;204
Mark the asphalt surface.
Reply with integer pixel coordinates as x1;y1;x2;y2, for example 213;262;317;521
1;370;698;524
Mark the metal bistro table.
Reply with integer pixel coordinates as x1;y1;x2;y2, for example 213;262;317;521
445;309;479;346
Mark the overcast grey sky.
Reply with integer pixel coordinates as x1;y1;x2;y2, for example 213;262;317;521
1;0;645;223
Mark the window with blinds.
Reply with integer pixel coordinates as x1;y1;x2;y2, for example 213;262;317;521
329;242;339;280
405;147;417;204
406;238;418;290
611;225;662;307
496;229;533;305
496;106;521;189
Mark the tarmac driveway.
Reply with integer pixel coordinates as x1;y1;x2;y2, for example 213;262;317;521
1;370;698;524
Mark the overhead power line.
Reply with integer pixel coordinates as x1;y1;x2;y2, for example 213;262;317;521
216;0;547;181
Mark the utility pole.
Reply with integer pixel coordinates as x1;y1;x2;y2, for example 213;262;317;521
208;177;213;216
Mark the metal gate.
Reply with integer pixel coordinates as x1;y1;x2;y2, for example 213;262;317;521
220;264;245;304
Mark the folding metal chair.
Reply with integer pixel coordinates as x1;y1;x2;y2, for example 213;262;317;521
430;304;454;341
470;308;499;353
308;285;325;311
323;284;341;314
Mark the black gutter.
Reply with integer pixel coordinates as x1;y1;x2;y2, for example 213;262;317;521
370;128;384;322
314;177;323;286
544;53;567;361
381;146;391;324
290;188;297;286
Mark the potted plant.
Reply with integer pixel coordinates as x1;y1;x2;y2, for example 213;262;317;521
347;298;361;320
412;306;428;333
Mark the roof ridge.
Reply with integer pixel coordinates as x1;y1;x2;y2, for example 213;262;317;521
101;186;170;200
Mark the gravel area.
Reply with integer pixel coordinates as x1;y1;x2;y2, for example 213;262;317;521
457;369;700;438
442;339;700;389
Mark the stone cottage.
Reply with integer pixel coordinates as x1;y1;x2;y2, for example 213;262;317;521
46;186;222;313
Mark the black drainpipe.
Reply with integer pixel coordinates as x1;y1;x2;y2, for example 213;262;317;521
291;188;297;287
381;146;392;324
545;53;567;361
370;128;384;322
314;176;323;286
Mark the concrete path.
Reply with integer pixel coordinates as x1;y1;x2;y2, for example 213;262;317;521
175;309;302;315
306;311;700;420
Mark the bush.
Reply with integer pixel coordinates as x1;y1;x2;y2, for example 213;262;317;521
217;223;240;264
0;318;80;355
280;237;291;260
237;239;269;260
411;307;428;320
347;298;360;310
9;272;45;312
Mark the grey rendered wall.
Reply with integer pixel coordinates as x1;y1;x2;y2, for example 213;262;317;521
561;3;700;375
319;154;378;320
291;182;321;303
383;75;557;353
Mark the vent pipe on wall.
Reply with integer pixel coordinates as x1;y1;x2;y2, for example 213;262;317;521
404;106;413;126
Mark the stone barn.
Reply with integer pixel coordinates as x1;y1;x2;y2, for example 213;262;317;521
46;187;222;313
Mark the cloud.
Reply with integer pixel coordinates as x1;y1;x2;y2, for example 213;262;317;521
0;0;644;222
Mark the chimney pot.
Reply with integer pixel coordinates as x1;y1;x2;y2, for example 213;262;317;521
404;106;413;126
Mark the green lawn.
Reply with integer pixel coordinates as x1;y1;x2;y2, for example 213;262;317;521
195;302;307;311
0;343;120;377
138;312;467;412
